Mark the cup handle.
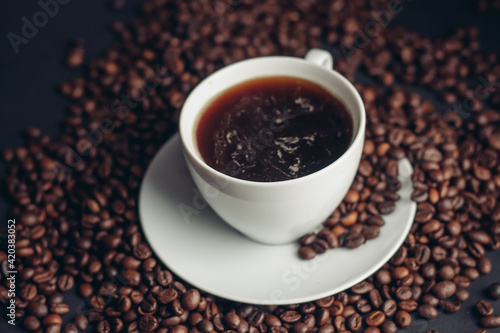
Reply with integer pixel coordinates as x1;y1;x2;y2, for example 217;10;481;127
304;49;334;70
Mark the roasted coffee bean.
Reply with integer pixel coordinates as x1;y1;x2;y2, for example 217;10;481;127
315;309;330;327
74;314;88;331
417;304;437;319
66;38;85;67
348;294;361;304
63;323;78;333
394;311;411;328
369;289;383;308
97;319;111;333
124;256;141;270
157;270;173;286
316;296;334;308
239;318;250;333
415;203;434;223
248;310;265;327
390;247;407;266
163;315;182;327
32;270;53;284
421;295;439;307
414;245;431;264
235;306;252;321
158;288;177;304
50;303;70;315
379;320;397;333
318;324;334;333
327;301;343;317
319;230;339;249
363;226;380;240
20;284;37;301
130;290;144;305
90;295;105;311
463;268;480;281
334;316;346;331
46;324;62;333
367;215;385;226
299;303;316;315
346;313;362;331
375;270;392;285
351;281;373;294
356;298;372;313
291;322;308;333
24;315;40;331
411;189;428;202
141;294;158;314
213;313;224;331
124;270;141;286
118;295;132;313
397;300;418;312
438;265;455;280
139;315;158;332
480;315;500;328
198;319;214;333
365;311;385;327
432;281;456;299
43;314;63;326
48;293;64;305
455;288;469;302
312;239;330;254
395;286;412;301
477;300;494;316
27;302;48;318
454;276;470;288
344;233;365;248
171;325;188;333
270;326;288;333
57;274;74;292
298;246;316;260
280;311;301;324
182;289;200;310
421;263;436;279
123;309;138;323
173;281;187;295
79;283;93;298
487;282;500;300
224;313;242;329
477;256;492;274
468;230;491;244
133;243;152;260
20;213;38;227
381;300;397;317
299;233;316;246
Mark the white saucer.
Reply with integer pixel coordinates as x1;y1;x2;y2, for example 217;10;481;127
139;133;416;305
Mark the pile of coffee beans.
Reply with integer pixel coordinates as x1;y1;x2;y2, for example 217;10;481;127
298;134;402;260
1;0;499;332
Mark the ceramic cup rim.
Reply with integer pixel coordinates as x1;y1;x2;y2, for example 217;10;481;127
179;55;366;188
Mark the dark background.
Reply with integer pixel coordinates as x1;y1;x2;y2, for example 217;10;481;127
0;0;499;332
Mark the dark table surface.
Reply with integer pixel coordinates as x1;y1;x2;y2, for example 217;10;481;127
1;0;499;332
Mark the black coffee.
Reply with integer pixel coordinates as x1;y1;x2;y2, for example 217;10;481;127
196;76;353;182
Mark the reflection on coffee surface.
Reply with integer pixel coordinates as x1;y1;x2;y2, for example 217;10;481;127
196;76;353;182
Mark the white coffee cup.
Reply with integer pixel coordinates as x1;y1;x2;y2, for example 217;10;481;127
179;49;366;245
